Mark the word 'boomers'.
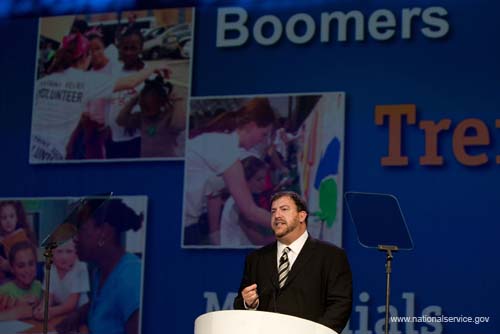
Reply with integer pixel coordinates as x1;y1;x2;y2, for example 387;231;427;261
217;6;450;47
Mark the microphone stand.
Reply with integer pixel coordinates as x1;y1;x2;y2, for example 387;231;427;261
378;245;398;334
42;242;57;334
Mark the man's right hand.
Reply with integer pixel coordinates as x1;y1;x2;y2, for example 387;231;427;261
242;284;259;309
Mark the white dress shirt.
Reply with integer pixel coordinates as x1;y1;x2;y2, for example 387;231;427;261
277;230;309;270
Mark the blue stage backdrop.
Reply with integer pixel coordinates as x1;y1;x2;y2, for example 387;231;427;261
0;1;498;333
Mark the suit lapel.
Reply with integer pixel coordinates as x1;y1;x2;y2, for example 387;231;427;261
263;242;279;289
281;237;316;290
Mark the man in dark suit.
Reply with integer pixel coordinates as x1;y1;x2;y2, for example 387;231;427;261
234;191;352;333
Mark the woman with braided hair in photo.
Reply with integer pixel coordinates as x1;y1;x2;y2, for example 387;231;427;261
56;199;144;334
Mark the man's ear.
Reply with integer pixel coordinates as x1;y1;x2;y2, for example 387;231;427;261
299;211;307;224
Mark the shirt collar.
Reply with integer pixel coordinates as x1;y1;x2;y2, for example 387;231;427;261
277;230;309;255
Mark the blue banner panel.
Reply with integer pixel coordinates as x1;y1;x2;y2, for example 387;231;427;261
0;1;498;333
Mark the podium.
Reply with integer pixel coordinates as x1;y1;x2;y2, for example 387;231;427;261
195;310;336;334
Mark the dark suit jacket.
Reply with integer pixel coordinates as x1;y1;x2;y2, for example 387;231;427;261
234;237;352;333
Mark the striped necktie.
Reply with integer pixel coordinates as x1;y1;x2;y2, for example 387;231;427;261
278;247;291;289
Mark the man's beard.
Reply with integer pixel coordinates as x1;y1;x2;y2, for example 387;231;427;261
273;216;299;238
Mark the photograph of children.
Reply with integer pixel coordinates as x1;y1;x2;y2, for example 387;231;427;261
0;196;147;334
181;92;345;249
30;8;193;163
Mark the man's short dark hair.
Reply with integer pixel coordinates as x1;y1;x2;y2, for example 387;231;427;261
270;191;309;224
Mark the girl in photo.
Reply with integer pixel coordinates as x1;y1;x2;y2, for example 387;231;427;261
0;241;42;320
220;156;275;247
0;201;36;281
105;27;149;159
67;28;112;159
87;27;119;75
33;239;89;320
116;75;187;157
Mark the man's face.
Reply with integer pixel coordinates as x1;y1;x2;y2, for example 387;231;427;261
271;196;304;240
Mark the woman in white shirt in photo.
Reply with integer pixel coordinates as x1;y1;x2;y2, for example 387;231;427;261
184;98;276;245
